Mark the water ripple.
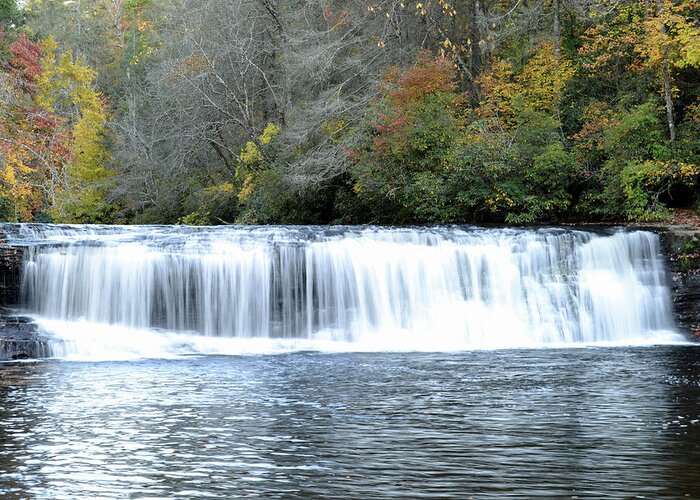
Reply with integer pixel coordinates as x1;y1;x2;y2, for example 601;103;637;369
0;347;699;498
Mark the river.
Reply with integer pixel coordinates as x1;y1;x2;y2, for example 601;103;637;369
1;348;700;498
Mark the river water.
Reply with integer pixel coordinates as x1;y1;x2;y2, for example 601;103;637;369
1;348;700;499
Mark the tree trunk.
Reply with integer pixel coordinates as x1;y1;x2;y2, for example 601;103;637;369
662;57;675;143
656;0;675;143
553;0;561;56
261;0;286;125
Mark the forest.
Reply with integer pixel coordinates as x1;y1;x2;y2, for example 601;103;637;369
0;0;698;225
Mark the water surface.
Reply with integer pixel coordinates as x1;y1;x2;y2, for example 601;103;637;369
1;347;700;498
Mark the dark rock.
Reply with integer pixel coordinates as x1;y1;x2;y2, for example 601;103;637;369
656;227;700;336
0;310;59;360
0;233;53;359
0;243;24;308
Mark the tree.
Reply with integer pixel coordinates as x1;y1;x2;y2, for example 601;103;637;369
0;32;72;221
350;51;466;222
642;0;700;142
10;0;699;224
36;37;113;221
0;0;18;29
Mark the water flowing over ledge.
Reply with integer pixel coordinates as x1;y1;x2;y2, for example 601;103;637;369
1;224;687;360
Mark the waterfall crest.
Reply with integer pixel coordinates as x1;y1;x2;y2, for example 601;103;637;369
7;224;683;357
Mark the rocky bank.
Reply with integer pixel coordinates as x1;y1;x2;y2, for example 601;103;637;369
657;226;700;336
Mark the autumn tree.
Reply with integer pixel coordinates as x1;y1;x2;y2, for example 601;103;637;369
349;51;466;222
642;0;700;142
0;31;71;221
574;0;700;219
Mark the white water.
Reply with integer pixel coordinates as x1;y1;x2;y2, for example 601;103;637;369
6;224;685;359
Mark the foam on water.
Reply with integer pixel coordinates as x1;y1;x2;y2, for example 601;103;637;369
33;318;686;362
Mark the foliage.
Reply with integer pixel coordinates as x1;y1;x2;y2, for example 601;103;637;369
37;37;113;222
236;123;280;204
0;31;71;221
3;0;699;225
0;0;18;29
0;28;115;222
641;0;700;71
178;182;239;226
349;52;465;223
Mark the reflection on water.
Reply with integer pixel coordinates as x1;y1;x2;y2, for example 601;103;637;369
0;347;699;498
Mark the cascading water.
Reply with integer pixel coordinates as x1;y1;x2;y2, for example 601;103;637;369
5;224;685;359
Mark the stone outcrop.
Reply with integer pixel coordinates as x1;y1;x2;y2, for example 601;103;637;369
657;227;700;336
0;243;23;307
0;311;57;360
0;240;48;360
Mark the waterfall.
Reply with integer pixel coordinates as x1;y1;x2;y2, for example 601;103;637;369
6;224;684;358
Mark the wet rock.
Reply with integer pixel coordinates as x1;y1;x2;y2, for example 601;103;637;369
0;243;24;307
657;227;700;336
0;312;57;360
0;233;53;360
